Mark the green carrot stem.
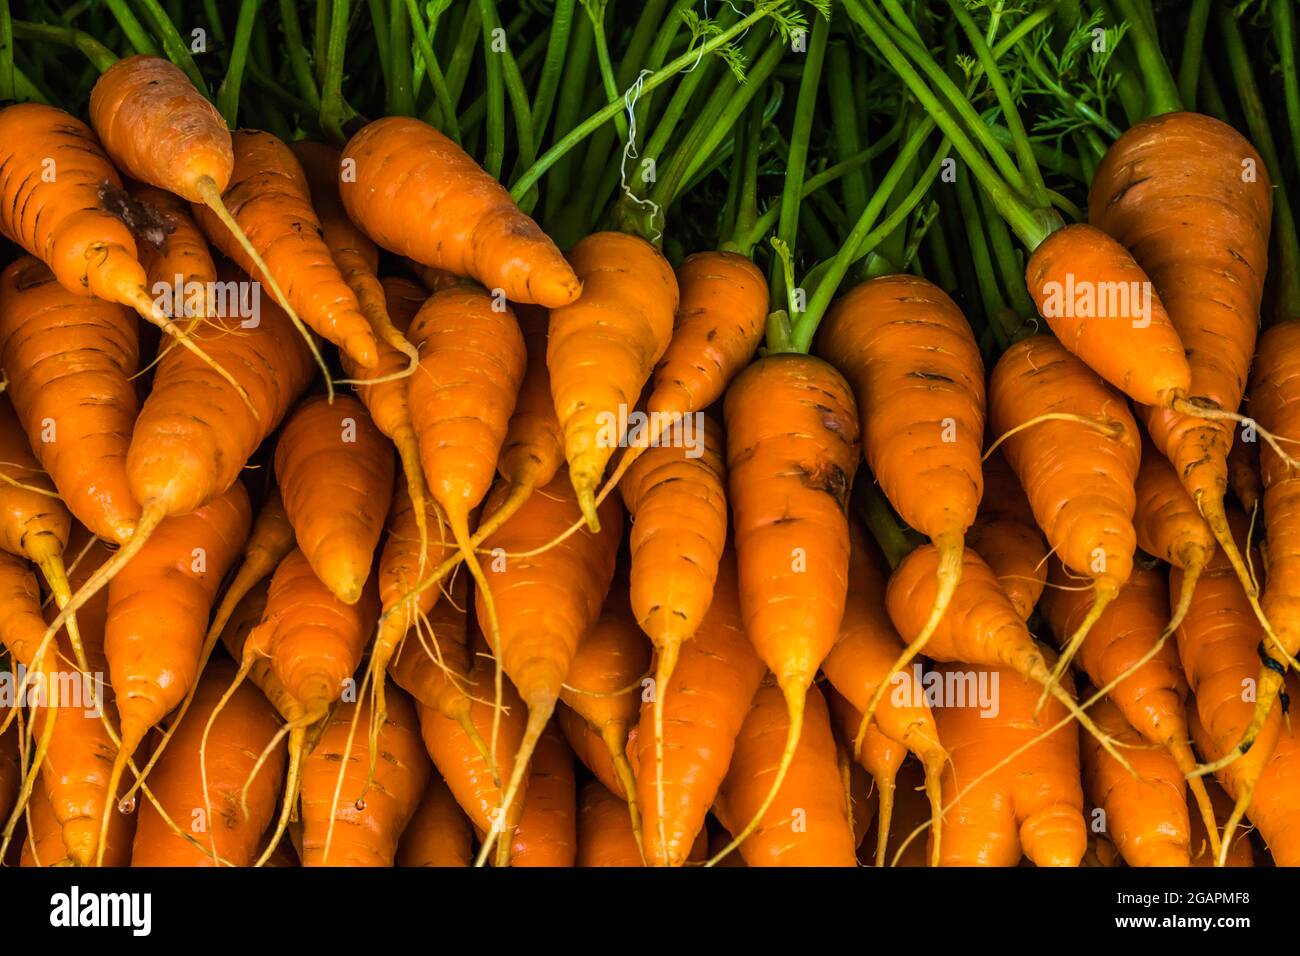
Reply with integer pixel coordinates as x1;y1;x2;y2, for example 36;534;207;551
279;0;320;110
12;19;117;71
217;0;262;128
443;0;481;107
1196;57;1229;124
476;0;505;177
1272;0;1300;183
104;0;159;56
826;42;868;222
955;159;1011;345
530;0;575;143
405;0;457;140
477;0;535;170
542;10;594;223
0;0;12;102
134;0;208;93
386;0;413;115
1177;0;1210;109
723;96;766;256
977;184;1034;320
1111;0;1180;116
318;0;352;143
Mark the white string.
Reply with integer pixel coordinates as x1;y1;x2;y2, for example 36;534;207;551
618;68;663;242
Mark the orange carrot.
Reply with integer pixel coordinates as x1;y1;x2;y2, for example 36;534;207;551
966;451;1047;620
559;580;651;853
819;521;946;866
577;779;643;867
930;659;1085;867
818;275;986;740
510;725;577;867
1228;431;1262;517
1188;770;1254;867
711;352;859;864
825;687;905;865
131;659;286;866
712;682;857;867
300;682;430;866
127;184;217;335
396;773;473;867
547;232;678;527
1081;695;1190;866
558;704;628;801
473;471;621;864
0;257;140;544
864;757;931;867
340;116;581;308
19;776;68;867
989;334;1139;697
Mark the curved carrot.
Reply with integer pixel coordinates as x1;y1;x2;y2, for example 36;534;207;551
818;275;986;741
967;451;1047;620
126;184;217;336
473;471;621;865
340;116;580;308
930;660;1085;867
820;521;946;866
989;334;1139;700
577;779;643;867
1189;776;1254;867
867;757;931;867
558;703;628;801
396;772;473;867
1081;695;1190;867
825;687;906;866
711;353;859;864
131;659;285;866
0;257;140;544
0;101;243;401
1090;111;1270;625
632;550;764;866
1228;433;1262;518
510;724;577;867
275;395;394;605
548;231;678;528
559;581;651;855
19;776;67;868
300;682;430;866
712;682;857;867
192;129;378;374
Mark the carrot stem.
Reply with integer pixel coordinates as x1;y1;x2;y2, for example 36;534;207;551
216;0;262;127
11;19;117;71
279;0;321;110
133;0;209;93
1177;0;1211;109
103;0;159;57
0;0;12;102
530;0;575;143
1111;0;1181;116
319;0;352;143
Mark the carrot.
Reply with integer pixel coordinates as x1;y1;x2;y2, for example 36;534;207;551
819;521;946;866
1081;695;1190;867
620;414;727;857
38;264;315;679
712;681;857;867
126;184;216;335
844;760;880;856
886;545;1129;770
559;580;651;854
1228;432;1262;518
577;779;643;867
19;776;68;868
405;286;525;675
510;724;577;867
1134;432;1216;633
131;659;285;866
0;705;18;827
1090;111;1271;633
1173;510;1285;866
966;451;1047;620
300;682;430;866
632;549;764;867
547;231;678;528
1189;775;1254;867
189;128;377;379
0;101;244;401
558;704;628;801
710;352;859;864
817;275;986;742
989;334;1139;700
473;471;621;864
396;773;473;867
865;757;932;868
0;550;53;672
339;116;581;308
1040;561;1219;858
929;659;1085;867
416;654;528;861
0;256;140;544
825;688;905;866
289;140;417;368
275;395;395;604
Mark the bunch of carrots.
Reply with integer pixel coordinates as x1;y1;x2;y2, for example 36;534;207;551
0;0;1298;870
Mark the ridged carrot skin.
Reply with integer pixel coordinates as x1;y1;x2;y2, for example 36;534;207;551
0;396;68;564
647;251;768;415
510;726;577;867
498;305;565;491
1189;777;1254;867
275;395;395;605
193;130;379;368
826;688;905;859
966;452;1047;620
386;573;472;722
19;777;67;867
0;549;52;668
818;274;986;545
396;773;473;867
1135;434;1216;575
713;682;856;867
548;232;678;524
300;684;430;866
340;116;580;308
1228;434;1262;516
0;104;153;308
376;478;455;655
1089;113;1270;526
89;56;233;202
559;704;627;800
633;552;764;866
1024;223;1190;407
932;660;1085;867
128;185;217;326
130;660;285;866
990;335;1139;598
1081;695;1190;867
0;257;140;543
577;779;643;867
